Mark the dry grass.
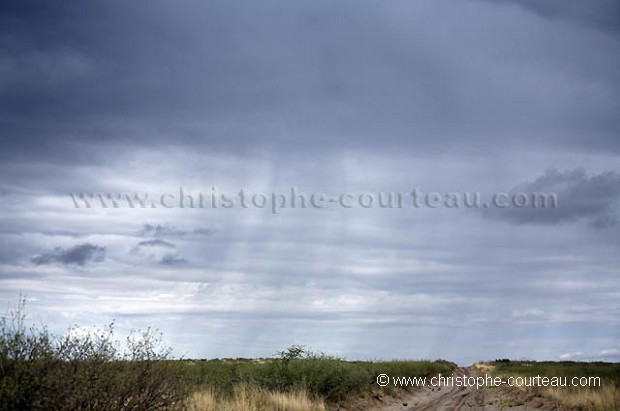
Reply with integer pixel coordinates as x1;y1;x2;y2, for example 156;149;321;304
266;390;325;411
187;390;218;411
484;361;620;411
187;385;326;411
472;363;495;373
543;384;620;411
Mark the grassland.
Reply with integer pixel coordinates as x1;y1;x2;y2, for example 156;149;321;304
181;349;454;401
482;360;620;411
0;299;454;410
179;349;454;409
5;299;620;410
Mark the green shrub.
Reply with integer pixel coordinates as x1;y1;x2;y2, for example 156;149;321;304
0;298;187;411
180;345;455;403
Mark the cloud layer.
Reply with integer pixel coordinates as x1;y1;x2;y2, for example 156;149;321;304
1;0;619;363
485;169;620;227
31;244;106;266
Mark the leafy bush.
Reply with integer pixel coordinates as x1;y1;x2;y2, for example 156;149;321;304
0;298;187;411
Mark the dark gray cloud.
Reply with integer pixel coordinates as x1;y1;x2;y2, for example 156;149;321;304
485;169;620;227
31;243;105;266
1;0;619;363
159;254;187;266
488;0;620;34
1;0;619;168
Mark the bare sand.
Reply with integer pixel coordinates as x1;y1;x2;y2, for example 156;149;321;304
333;368;571;411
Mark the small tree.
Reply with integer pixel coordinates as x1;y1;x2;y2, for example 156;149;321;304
272;345;306;391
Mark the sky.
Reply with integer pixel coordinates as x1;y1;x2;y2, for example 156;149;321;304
1;0;619;365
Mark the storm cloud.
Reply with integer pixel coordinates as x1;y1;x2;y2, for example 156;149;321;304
31;243;106;266
489;0;620;33
485;169;620;227
159;254;188;266
1;0;619;363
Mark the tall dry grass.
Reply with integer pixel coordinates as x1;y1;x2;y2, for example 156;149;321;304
482;361;620;411
544;384;620;411
186;385;326;411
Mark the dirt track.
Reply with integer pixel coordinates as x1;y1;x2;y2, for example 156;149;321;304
359;368;563;411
